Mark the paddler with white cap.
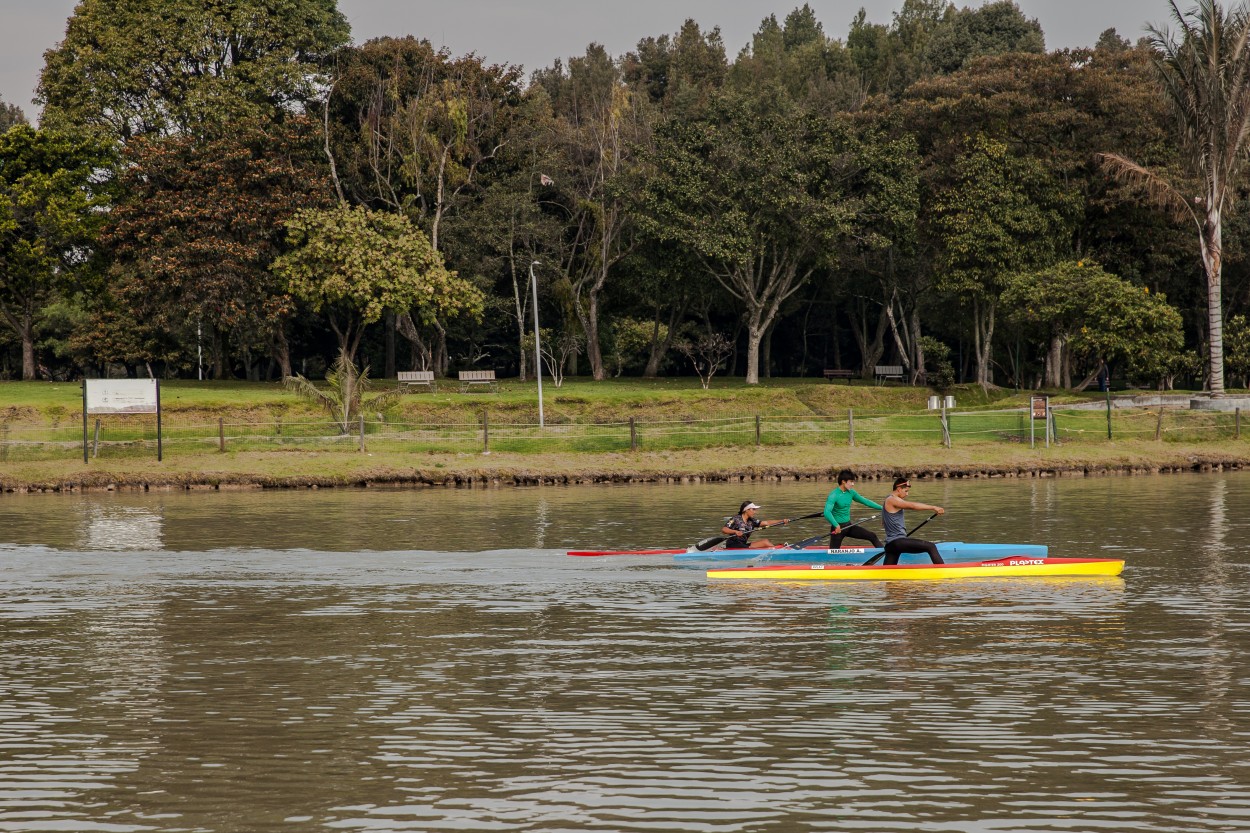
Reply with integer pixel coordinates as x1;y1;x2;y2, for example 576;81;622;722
721;500;790;550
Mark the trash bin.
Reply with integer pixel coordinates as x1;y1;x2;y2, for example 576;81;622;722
927;395;939;410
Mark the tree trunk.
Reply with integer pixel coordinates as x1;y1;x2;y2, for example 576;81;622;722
384;311;396;379
510;259;529;381
1200;213;1226;396
972;298;996;386
584;292;605;381
211;327;227;380
744;323;764;385
1045;335;1063;388
847;298;887;378
272;327;293;379
910;306;925;385
643;301;683;379
22;329;36;380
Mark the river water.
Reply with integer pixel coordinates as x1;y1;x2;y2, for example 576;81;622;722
1;474;1248;832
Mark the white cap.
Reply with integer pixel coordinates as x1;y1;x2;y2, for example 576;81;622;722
743;502;761;511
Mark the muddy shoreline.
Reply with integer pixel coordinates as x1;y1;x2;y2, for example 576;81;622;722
4;452;1248;493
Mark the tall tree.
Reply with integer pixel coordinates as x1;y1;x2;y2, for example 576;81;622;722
0;125;112;379
639;108;863;384
930;136;1079;386
0;97;27;132
924;0;1046;73
273;204;483;363
534;44;648;380
328;37;524;374
1003;260;1190;389
101;118;331;379
1100;0;1250;397
37;0;349;141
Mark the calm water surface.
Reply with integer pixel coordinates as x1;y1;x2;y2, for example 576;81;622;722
1;475;1248;832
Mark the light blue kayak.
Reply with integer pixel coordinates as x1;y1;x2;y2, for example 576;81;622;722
675;542;1049;564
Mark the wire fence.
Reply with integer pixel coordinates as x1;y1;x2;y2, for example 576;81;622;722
1;404;1245;463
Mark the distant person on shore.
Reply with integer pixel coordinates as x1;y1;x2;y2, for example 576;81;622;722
722;501;790;550
881;477;945;564
823;470;884;549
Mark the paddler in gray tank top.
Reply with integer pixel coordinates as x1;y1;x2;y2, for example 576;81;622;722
881;476;945;565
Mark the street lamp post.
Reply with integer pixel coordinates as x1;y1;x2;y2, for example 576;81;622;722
530;260;544;428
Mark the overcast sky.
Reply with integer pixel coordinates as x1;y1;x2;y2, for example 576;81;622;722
2;0;1161;119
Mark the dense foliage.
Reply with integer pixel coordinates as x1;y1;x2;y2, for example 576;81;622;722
6;0;1249;393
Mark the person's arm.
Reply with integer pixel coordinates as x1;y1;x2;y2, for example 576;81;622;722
823;490;839;530
851;489;883;511
761;517;790;529
894;498;944;514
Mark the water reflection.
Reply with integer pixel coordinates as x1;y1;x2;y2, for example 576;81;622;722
83;503;164;550
0;474;1246;831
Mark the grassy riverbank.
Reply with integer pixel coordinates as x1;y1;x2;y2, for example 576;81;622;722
2;377;1247;491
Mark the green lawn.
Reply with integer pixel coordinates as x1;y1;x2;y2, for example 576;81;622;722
0;375;1119;424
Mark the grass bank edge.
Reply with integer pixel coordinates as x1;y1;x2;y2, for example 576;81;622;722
4;440;1248;492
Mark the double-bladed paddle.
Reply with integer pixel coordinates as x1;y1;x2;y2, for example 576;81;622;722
691;511;825;552
862;512;941;566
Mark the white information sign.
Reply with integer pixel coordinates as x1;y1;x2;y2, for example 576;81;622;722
85;379;159;415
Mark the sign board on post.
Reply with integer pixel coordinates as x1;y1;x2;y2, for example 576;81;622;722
83;379;162;462
1031;396;1047;419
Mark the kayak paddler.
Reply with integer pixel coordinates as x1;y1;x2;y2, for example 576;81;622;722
881;476;945;564
823;469;884;548
722;501;790;550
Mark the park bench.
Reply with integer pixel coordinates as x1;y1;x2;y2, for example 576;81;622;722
822;368;854;384
397;370;436;392
874;365;905;385
458;369;498;393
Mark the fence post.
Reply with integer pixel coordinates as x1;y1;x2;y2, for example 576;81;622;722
1237;407;1241;440
1105;386;1112;440
629;416;637;451
482;410;489;454
359;413;365;452
219;417;225;452
92;419;101;459
941;400;951;448
848;409;854;447
0;422;7;463
755;414;761;447
1155;408;1164;442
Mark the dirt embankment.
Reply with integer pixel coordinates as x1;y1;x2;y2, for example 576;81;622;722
4;444;1248;493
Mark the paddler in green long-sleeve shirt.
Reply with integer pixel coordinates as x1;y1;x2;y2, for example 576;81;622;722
823;469;884;549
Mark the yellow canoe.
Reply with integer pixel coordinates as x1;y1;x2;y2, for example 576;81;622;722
707;557;1124;581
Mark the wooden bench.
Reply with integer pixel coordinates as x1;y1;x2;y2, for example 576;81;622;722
398;370;436;392
458;369;498;392
822;369;854;384
874;365;905;385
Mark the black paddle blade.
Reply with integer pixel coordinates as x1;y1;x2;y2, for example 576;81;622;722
694;535;728;552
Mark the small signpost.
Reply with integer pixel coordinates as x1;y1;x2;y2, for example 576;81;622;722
1030;395;1049;449
82;379;162;462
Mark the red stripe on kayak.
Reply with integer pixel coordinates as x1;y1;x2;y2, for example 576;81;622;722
566;549;687;557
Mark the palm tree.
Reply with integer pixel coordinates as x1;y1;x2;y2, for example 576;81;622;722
1100;0;1250;397
284;349;402;435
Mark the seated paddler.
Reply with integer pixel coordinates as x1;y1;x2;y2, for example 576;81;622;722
722;501;790;550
